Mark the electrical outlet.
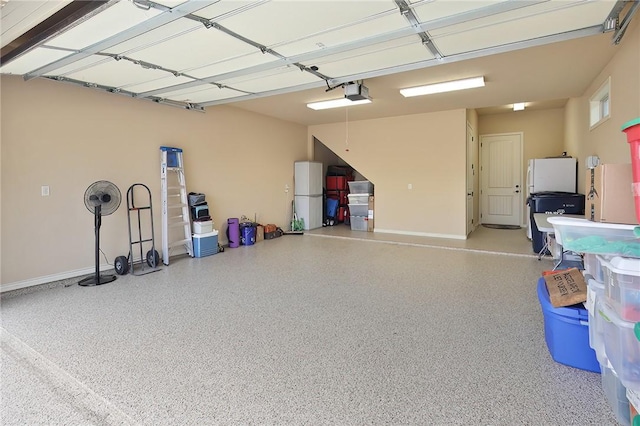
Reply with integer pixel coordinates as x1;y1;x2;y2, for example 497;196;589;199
41;185;50;196
285;184;289;193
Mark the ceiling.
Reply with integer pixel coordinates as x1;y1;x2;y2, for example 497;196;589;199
1;0;638;125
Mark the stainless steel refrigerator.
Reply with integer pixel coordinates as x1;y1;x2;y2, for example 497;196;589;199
294;161;323;230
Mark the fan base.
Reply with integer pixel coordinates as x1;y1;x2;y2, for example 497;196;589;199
78;274;117;286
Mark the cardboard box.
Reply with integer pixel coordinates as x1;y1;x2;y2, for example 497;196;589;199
585;164;638;225
255;225;264;242
367;195;374;232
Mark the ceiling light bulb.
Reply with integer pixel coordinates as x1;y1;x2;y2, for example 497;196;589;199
513;102;525;111
399;76;485;97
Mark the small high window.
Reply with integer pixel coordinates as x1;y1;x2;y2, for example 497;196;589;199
590;77;611;129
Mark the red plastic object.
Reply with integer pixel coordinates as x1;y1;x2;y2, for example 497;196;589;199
326;189;347;205
326;176;347;190
622;118;640;223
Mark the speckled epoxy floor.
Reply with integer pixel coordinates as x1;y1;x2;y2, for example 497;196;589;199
1;235;617;425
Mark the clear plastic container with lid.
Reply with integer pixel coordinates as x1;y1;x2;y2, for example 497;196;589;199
602;256;640;322
599;301;640;391
601;362;630;425
583;253;611;283
585;273;607;364
547;216;640;258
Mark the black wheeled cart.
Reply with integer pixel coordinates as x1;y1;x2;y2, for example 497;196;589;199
114;183;161;276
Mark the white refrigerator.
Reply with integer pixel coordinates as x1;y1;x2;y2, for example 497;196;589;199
526;157;578;238
527;157;577;194
294;161;323;230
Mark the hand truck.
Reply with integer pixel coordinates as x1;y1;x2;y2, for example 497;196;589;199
114;183;161;276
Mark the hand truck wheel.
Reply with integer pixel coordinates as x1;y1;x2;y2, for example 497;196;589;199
114;255;129;275
146;250;160;268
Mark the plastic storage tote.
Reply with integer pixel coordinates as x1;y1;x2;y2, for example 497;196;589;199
326;176;348;190
585;272;607;363
628;389;640;426
240;223;256;246
347;194;369;204
348;203;368;216
350;216;367;231
347;181;373;194
591;296;608;366
547;216;640;258
601;362;631;425
584;253;610;283
602;256;640;322
537;278;600;373
598;301;640;390
326;198;339;218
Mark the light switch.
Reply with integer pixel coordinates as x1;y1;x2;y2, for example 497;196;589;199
408;183;413;190
41;185;50;196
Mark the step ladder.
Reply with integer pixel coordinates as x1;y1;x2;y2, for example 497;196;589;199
160;146;193;265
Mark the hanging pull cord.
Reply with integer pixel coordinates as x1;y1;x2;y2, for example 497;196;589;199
345;107;350;152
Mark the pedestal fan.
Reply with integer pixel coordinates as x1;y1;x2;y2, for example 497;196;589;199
79;180;121;286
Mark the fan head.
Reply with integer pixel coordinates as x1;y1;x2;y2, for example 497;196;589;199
84;180;121;215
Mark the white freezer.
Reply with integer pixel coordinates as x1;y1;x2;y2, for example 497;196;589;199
526;158;577;195
294;195;323;230
526;157;578;239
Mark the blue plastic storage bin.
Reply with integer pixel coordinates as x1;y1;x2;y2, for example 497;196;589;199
537;278;600;373
326;198;339;218
240;223;256;246
193;231;218;257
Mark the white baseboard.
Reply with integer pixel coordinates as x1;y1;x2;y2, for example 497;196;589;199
1;264;114;293
374;229;467;240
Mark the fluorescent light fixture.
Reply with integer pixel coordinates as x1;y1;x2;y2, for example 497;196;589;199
400;76;485;97
513;102;525;111
306;98;371;110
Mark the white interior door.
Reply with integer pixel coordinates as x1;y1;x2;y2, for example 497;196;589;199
466;123;476;235
480;133;523;226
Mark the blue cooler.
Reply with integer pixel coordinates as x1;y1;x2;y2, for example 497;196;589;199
193;231;218;257
537;278;600;373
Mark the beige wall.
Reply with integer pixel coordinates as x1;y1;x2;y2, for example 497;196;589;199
565;18;640;194
478;108;566;223
1;76;307;288
478;108;566;160
313;137;350;178
309;109;467;238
